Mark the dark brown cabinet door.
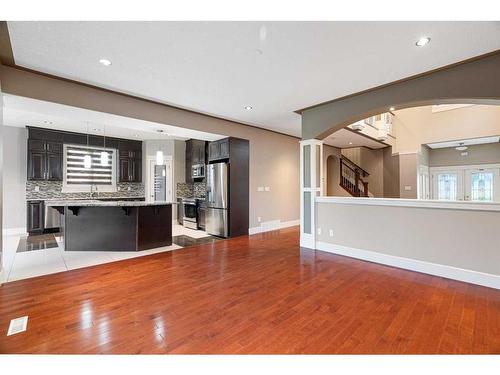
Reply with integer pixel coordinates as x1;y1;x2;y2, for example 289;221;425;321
46;141;63;153
197;207;206;230
131;159;142;182
27;201;44;234
28;139;46;152
219;139;229;159
28;151;46;180
208;141;220;161
46;153;63;181
119;158;131;182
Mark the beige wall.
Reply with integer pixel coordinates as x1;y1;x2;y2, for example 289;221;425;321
0;66;300;229
316;201;500;276
399;153;418;199
429;143;500;167
382;147;400;198
2;126;27;230
393;105;500;154
0;73;3;277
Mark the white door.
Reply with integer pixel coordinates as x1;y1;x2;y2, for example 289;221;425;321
431;169;463;201
464;168;500;202
147;158;172;202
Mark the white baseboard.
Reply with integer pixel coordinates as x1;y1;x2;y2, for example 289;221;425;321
249;219;300;235
2;227;27;236
316;241;500;290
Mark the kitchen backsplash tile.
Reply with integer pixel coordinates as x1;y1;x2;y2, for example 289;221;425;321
176;182;206;199
26;181;145;200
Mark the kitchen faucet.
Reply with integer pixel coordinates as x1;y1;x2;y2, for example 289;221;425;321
90;185;99;199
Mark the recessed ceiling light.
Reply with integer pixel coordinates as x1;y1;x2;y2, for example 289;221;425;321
415;37;431;47
349;142;353;145
244;106;253;111
99;58;112;66
455;143;468;151
389;107;395;111
43;120;53;125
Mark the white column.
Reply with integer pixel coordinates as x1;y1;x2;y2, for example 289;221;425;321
300;139;323;249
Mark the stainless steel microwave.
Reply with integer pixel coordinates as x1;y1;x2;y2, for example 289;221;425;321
191;163;205;179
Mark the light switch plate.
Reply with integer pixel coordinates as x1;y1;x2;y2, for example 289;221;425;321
404;185;412;191
317;228;322;235
329;229;334;237
257;187;264;192
34;186;40;192
264;186;270;191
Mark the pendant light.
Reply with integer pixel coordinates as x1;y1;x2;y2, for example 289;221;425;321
100;124;109;166
83;122;92;169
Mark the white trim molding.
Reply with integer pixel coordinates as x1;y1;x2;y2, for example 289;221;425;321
249;219;299;235
316;241;500;290
2;227;27;236
300;139;323;249
315;196;500;212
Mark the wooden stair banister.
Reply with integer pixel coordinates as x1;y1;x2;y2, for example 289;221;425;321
339;156;370;197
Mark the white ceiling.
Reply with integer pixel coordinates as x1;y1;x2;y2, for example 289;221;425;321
426;136;500;149
2;94;225;141
7;21;500;137
324;128;387;149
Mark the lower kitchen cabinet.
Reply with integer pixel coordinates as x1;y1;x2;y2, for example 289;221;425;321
27;201;44;234
197;204;206;230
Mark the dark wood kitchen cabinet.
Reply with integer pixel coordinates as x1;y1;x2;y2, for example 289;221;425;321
185;139;207;183
27;139;63;181
27;201;44;234
26;127;143;182
119;147;142;182
208;138;229;162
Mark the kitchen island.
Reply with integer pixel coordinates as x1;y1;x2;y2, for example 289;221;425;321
46;200;173;251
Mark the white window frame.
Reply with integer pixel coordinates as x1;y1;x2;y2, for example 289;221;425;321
430;163;500;202
62;144;118;193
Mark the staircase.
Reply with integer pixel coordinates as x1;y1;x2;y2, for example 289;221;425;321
339;156;370;197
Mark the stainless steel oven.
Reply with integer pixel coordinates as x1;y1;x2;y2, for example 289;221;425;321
182;198;197;230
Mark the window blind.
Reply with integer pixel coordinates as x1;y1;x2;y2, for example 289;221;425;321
65;145;114;185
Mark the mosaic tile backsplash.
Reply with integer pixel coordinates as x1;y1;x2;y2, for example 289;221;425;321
26;181;145;200
176;182;206;199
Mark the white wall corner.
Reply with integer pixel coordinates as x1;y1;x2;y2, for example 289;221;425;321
249;219;300;235
316;241;500;290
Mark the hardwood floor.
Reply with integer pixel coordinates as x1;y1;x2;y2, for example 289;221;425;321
1;226;499;354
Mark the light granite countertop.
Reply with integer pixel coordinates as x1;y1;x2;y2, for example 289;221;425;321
27;196;146;202
45;200;175;207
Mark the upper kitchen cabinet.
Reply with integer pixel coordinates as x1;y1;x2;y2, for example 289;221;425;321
27;138;63;181
185;139;207;183
208;138;230;162
119;139;143;182
26;127;143;183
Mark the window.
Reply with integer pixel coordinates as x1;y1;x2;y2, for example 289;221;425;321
63;144;117;192
470;172;494;201
437;173;457;200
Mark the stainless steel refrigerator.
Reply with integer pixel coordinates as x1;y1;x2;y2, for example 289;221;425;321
206;162;228;237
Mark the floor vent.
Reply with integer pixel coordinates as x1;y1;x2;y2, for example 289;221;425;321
7;316;28;336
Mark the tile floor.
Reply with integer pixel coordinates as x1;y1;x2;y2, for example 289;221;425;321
2;224;216;282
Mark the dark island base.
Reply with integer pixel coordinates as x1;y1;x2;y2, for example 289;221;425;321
63;205;172;251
